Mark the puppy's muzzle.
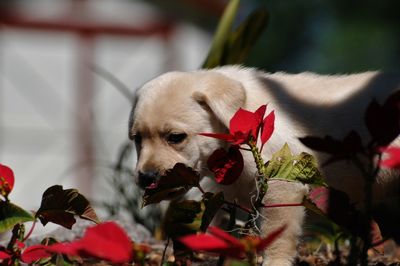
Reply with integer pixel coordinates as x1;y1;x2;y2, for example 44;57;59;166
138;171;158;189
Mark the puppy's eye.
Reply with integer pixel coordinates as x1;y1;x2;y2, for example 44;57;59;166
167;133;187;144
134;134;142;145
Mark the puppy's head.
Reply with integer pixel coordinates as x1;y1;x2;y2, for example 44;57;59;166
129;70;246;189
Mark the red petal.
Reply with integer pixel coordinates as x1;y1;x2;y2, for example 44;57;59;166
179;230;243;258
207;146;244;185
256;225;286;251
179;234;229;251
78;222;133;263
370;220;384;254
0;164;15;195
16;240;25;249
308;187;330;213
261;111;275;149
254;105;266;122
230;108;259;139
46;242;81;256
199;133;236;143
231;132;250;145
47;222;133;264
208;226;242;247
21;245;52;264
0;251;11;260
380;146;400;168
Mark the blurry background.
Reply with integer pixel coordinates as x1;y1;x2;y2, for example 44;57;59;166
0;0;399;226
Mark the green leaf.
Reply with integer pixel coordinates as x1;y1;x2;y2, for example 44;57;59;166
228;260;251;266
202;1;269;68
165;192;225;238
202;0;240;68
142;163;200;207
36;185;99;229
165;200;204;239
265;143;326;186
264;143;292;178
0;201;34;233
225;7;269;64
164;199;204;261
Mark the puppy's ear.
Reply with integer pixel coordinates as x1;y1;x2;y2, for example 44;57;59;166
192;75;246;127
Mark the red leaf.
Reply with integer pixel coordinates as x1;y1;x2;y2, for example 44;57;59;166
46;242;81;256
256;225;286;251
261;111;275;149
16;240;25;249
21;245;52;264
309;187;330;213
0;250;11;260
200;105;273;146
380;146;400;169
199;133;236;143
370;220;384;254
79;222;132;263
230;108;259;138
207;146;244;185
254;105;267;122
47;222;133;264
0;164;15;197
179;225;285;259
179;234;232;251
199;132;249;145
179;227;244;258
208;226;242;246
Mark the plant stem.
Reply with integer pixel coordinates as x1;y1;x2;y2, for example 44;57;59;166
161;237;170;266
351;154;379;266
249;140;267;178
223;200;252;213
247;252;257;266
7;224;25;250
244;140;270;231
23;220;37;242
197;184;206;195
248;140;268;207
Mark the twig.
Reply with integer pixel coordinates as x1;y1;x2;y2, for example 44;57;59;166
23;220;37;242
161;237;170;266
91;65;135;103
223;200;252;213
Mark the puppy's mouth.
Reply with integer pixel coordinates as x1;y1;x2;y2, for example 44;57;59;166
137;171;161;190
141;163;200;207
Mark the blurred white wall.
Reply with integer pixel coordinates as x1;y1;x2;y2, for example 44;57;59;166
0;0;211;214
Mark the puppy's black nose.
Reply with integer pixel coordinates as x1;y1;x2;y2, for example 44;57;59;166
138;171;158;189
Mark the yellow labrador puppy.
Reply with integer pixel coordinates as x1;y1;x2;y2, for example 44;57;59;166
128;65;400;266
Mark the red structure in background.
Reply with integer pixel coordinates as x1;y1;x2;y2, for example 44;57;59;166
0;0;223;195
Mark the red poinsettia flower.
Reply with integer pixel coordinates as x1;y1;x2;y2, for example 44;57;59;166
21;246;52;264
207;146;244;185
260;110;275;151
380;146;400;168
0;250;11;260
0;164;15;198
21;222;134;264
179;225;286;259
200;105;275;147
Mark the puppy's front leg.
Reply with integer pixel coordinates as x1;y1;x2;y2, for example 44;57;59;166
260;180;309;266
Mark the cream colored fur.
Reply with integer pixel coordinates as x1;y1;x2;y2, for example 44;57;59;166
129;65;400;266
